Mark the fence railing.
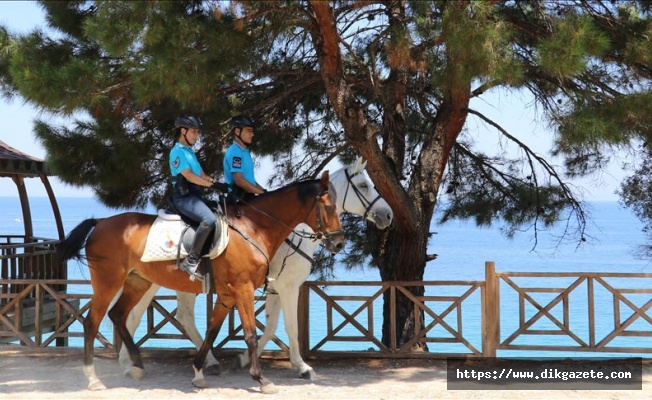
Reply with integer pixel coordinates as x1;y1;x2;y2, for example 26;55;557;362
1;261;652;358
494;267;652;355
298;280;484;358
0;235;67;306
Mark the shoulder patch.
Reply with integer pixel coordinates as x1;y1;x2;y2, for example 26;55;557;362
173;157;180;169
232;156;242;169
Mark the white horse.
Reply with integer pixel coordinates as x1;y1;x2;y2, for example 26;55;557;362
119;157;393;379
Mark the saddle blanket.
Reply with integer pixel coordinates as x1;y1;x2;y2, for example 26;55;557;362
141;209;229;262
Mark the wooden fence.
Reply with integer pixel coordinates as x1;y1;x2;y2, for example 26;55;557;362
2;261;652;357
1;235;67;305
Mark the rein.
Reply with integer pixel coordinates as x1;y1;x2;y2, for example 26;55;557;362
227;187;343;242
226;220;270;265
343;169;382;220
283;236;315;264
266;170;381;284
266;235;314;296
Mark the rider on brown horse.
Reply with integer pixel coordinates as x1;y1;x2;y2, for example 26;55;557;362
169;115;221;281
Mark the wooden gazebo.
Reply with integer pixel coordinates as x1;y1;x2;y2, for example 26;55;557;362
0;140;76;345
0;139;64;241
0;139;67;306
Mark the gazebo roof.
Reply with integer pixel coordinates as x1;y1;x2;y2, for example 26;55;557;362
0;139;49;177
0;139;63;240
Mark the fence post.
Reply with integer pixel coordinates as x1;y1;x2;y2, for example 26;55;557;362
298;283;309;358
483;261;499;357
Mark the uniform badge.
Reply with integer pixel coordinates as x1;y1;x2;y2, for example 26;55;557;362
173;157;180;168
232;157;242;168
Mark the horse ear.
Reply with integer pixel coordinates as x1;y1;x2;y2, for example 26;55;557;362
353;157;363;173
320;170;330;191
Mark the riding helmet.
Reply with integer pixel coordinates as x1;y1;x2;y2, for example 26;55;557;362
230;115;255;129
175;115;202;129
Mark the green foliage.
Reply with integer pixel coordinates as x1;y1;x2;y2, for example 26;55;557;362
439;144;580;239
555;92;652;149
619;145;652;260
536;13;610;78
2;0;652;269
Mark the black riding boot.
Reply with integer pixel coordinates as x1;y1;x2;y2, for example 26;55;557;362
180;221;213;281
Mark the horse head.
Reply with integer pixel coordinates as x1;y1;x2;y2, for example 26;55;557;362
313;170;346;253
331;156;394;230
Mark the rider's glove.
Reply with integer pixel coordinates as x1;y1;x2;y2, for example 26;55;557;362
211;181;229;193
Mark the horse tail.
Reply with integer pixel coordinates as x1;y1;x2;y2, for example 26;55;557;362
57;218;99;263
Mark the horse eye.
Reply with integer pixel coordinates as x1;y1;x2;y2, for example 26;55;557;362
360;184;369;190
325;205;334;213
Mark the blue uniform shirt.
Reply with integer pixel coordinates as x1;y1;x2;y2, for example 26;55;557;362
170;142;202;179
223;141;256;187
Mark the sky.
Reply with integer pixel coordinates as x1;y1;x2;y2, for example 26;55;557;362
0;1;627;201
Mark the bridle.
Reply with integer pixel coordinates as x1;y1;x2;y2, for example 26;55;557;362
281;170;381;267
303;188;345;246
342;169;383;221
277;188;343;280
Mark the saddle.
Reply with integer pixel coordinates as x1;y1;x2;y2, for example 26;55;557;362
140;207;229;263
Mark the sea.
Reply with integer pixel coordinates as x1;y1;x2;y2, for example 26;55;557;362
2;197;652;358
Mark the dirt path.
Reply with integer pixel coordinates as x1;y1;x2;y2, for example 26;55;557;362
1;346;650;400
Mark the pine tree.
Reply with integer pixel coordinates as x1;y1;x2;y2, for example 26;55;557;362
2;1;651;349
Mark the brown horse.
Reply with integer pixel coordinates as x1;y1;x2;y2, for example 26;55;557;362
57;172;345;393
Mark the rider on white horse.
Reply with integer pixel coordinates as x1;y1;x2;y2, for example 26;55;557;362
119;157;393;379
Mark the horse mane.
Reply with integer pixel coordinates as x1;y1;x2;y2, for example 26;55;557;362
252;178;336;206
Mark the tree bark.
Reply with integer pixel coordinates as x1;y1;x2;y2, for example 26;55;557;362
308;0;469;351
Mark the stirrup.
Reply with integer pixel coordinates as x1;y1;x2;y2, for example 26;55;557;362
180;259;204;281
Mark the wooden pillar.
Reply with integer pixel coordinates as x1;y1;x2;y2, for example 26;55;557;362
482;261;499;357
13;175;34;242
40;174;65;240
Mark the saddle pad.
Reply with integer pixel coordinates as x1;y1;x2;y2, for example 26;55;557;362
140;213;229;262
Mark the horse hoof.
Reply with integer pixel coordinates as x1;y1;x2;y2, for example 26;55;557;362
299;368;316;380
87;380;107;391
192;378;209;388
204;364;221;376
260;382;278;394
125;366;146;380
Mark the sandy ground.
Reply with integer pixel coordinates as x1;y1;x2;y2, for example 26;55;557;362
1;346;651;400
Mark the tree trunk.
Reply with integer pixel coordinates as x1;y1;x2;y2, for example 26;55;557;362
372;213;430;351
308;0;466;352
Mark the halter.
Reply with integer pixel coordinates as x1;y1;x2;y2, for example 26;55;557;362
342;169;383;221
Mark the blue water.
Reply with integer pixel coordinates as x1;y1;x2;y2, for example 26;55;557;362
2;197;651;357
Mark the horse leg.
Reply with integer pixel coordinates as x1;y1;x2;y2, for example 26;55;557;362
280;284;315;379
175;291;220;374
83;303;108;391
120;277;158;367
238;292;281;369
84;277;127;390
189;300;231;388
235;284;278;394
109;275;155;380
